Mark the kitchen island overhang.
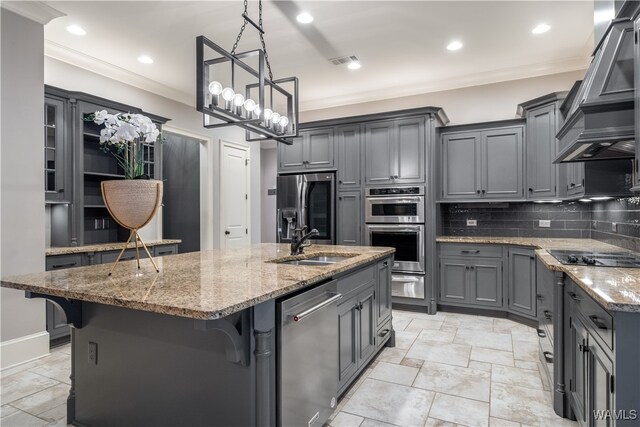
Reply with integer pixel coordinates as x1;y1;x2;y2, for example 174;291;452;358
2;244;395;427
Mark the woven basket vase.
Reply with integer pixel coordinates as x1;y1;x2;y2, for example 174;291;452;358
101;180;163;230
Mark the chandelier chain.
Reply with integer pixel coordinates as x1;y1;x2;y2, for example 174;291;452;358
230;0;249;55
258;0;274;81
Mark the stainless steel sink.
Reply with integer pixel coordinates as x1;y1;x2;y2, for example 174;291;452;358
274;255;354;266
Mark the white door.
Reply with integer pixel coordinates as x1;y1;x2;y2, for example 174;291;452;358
221;143;249;249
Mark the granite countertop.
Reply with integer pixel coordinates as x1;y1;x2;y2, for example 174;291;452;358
436;236;640;312
3;244;394;320
46;239;182;256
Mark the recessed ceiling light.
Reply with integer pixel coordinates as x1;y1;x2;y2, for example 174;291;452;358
137;55;154;64
532;23;551;34
296;12;314;24
446;40;463;51
347;61;361;70
66;25;86;36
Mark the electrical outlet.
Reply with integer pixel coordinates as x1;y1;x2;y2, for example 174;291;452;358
466;219;477;227
539;220;551;228
612;222;618;232
88;342;98;365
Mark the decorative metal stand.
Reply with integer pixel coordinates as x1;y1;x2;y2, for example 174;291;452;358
108;229;159;276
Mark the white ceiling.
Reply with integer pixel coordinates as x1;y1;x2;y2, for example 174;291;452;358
43;1;594;112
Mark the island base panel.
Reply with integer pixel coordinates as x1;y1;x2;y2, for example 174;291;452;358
71;302;275;427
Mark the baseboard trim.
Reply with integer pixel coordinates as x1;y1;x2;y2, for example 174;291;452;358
1;331;50;370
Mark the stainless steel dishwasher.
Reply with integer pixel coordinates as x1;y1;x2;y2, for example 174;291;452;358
279;280;342;427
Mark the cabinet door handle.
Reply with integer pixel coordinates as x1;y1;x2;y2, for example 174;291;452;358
481;189;486;194
394;175;399;179
51;262;77;269
528;188;533;192
389;175;394;179
225;230;231;235
537;328;546;338
461;250;480;254
579;342;589;353
568;292;581;301
589;315;608;330
157;250;172;255
543;351;553;363
544;310;552;320
382;261;388;267
476;190;481;194
470;266;475;270
338;196;342;200
57;188;65;193
537;294;544;300
379;329;390;337
338;180;342;184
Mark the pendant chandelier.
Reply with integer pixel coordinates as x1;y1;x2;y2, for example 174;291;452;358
196;0;299;145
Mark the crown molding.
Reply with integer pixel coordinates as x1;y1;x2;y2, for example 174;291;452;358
1;1;65;25
44;40;193;106
300;56;590;112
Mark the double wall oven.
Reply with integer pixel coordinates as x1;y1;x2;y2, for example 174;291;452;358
365;187;426;301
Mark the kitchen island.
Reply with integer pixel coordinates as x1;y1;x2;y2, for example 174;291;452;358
1;244;395;427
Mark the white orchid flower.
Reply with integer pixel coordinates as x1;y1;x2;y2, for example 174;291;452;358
93;110;109;125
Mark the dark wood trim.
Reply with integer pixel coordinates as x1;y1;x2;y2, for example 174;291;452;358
300;106;449;130
45;85;170;124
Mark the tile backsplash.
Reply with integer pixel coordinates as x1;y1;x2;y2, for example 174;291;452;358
440;197;640;251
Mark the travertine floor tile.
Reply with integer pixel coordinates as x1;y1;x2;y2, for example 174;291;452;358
35;403;66;423
368;362;419;386
29;361;71;385
406;341;471;368
512;341;539;362
490;382;573;426
405;318;444;332
514;360;539;371
360;418;398;427
0;409;48;427
416;329;456;344
468;360;492;372
394;330;420;350
331;412;364;427
428;393;489;427
443;315;494;332
376;348;408;364
424;417;455;426
489;416;521;426
491;365;543;390
454;329;513;352
1;371;59;405
493;318;532;334
470;347;514;367
413;362;491;402
343;379;434;427
10;384;68;418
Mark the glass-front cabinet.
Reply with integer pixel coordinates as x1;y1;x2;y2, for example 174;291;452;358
44;97;70;203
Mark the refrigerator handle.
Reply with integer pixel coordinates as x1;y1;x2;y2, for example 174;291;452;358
276;208;281;242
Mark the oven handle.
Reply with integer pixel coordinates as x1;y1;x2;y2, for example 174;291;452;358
366;197;423;203
366;225;423;232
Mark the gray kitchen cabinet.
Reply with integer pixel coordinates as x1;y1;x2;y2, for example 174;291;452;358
364;117;425;185
364;121;395;185
634;13;640;191
46;254;83;271
44;96;71;204
278;136;305;172
441;131;481;200
337;293;358;390
439;257;468;304
570;314;590;426
154;244;178;257
278;128;335;173
481;127;524;199
395;118;426;183
468;258;503;308
45;254;82;341
336;125;361;190
525;104;557;199
440;123;524;201
357;286;376;364
507;247;537;318
376;259;392;328
566;162;585;197
337;192;362;245
590;339;615;427
439;257;502;308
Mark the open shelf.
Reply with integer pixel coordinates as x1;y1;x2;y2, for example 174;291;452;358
84;171;125;179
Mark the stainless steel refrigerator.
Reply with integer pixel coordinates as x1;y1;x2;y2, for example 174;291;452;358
276;173;335;245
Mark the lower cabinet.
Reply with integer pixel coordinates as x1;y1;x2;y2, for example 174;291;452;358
507;247;537;318
439;256;503;308
337;192;362;245
376;259;392;328
438;243;538;319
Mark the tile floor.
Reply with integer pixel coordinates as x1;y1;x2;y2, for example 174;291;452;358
0;310;578;427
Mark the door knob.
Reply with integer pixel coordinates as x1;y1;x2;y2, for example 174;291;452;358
225;230;230;235
476;190;481;194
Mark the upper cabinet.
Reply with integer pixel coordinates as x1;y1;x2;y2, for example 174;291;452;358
44;94;71;204
364;117;425;186
278;128;335;173
336;125;362;190
634;13;640;191
439;123;524;201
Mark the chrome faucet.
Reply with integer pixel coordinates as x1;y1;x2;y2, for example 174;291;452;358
290;226;319;255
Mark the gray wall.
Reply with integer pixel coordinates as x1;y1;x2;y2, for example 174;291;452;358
260;147;277;243
441;198;640;251
1;9;48;366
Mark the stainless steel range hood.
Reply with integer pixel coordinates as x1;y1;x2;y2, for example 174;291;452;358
555;17;635;163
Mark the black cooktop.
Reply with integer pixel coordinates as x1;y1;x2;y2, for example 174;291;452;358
548;250;640;268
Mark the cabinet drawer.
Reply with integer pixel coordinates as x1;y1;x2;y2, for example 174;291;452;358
567;282;614;351
376;318;392;350
101;249;148;264
337;263;376;298
439;244;503;258
46;254;83;271
154;244;178;257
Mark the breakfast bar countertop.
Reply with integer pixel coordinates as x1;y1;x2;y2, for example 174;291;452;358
45;239;183;256
436;236;640;312
2;244;394;320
